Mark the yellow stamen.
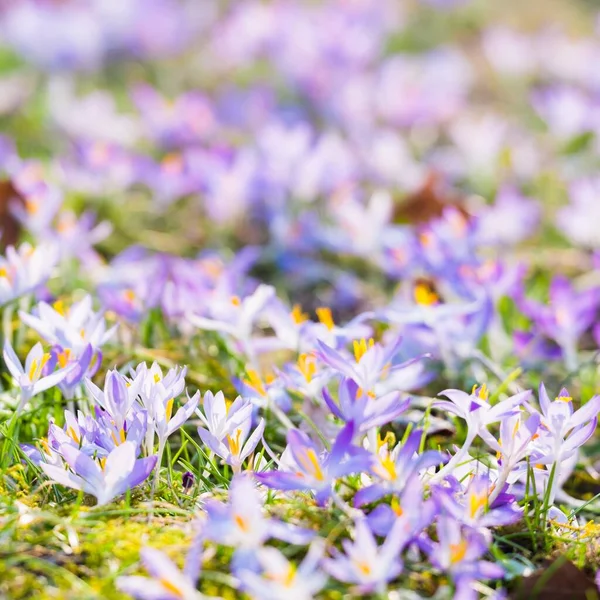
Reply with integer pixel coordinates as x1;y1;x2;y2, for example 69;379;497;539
57;215;76;233
53;300;66;315
266;565;296;587
377;431;396;451
28;353;50;381
291;304;308;325
227;429;243;457
556;395;572;403
469;492;487;518
67;427;80;443
297;448;325;481
154;373;161;383
450;540;468;564
230;295;241;307
0;266;9;280
159;578;185;598
298;353;316;383
471;383;489;401
40;437;51;455
161;153;184;175
124;289;135;303
419;231;434;248
316;307;334;331
99;457;107;471
373;455;397;481
391;497;404;516
353;338;374;363
511;420;520;439
165;398;174;422
414;283;439;306
234;514;249;532
26;199;39;214
357;387;376;400
28;359;38;381
356;562;372;575
57;349;72;369
245;369;266;397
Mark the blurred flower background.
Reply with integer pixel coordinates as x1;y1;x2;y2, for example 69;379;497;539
2;1;600;599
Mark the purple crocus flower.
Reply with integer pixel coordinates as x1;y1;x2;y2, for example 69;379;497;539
354;429;445;507
3;340;74;414
366;475;438;539
434;474;522;530
532;85;596;140
46;343;96;400
558;177;600;249
255;423;371;506
322;377;410;434
479;411;541;504
85;369;143;433
0;242;58;307
431;386;531;482
40;441;156;506
236;541;326;600
131;84;216;148
525;384;600;505
203;474;313;551
534;384;600;463
187;284;276;363
19;294;117;357
117;546;204;600
427;517;504;599
474;186;540;247
322;517;405;594
520;276;600;370
197;393;264;473
316;334;426;398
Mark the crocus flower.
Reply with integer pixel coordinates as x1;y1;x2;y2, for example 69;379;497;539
187;284;275;363
316;334;426;398
203;474;313;551
526;384;600;505
85;369;143;433
558;177;600;249
3;340;73;414
354;430;446;507
236;541;326;600
40;441;157;506
117;547;204;600
255;423;371;506
427;517;504;599
196;391;254;441
322;377;410;435
197;395;264;473
19;294;117;356
533;384;600;463
47;407;148;460
520;276;600;370
48;343;96;400
478;411;541;503
431;385;531;482
128;362;198;459
366;476;438;539
433;474;522;530
0;242;58;306
322;518;405;594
